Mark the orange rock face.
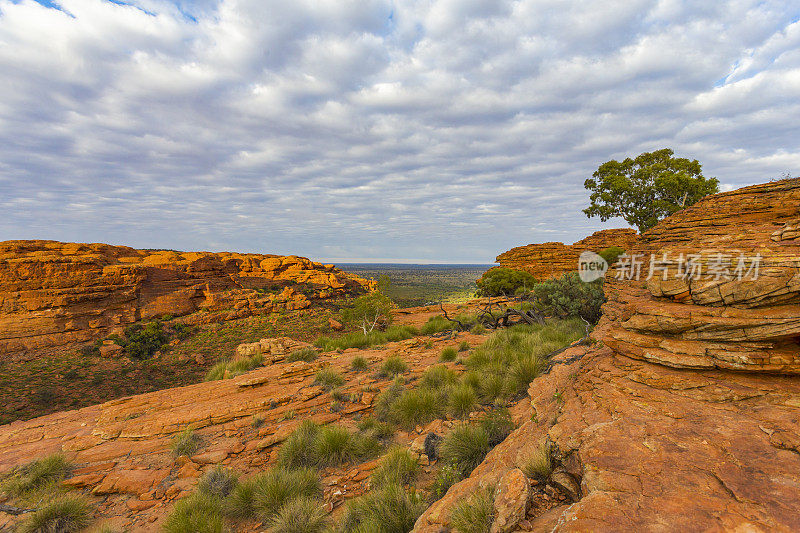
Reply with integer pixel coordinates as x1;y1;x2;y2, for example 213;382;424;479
0;240;373;356
490;228;639;280
603;178;800;373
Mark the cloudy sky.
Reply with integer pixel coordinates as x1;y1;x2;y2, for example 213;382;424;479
0;0;798;262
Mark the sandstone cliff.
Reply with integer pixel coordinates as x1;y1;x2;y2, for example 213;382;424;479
414;178;800;531
0;240;373;356
490;228;638;280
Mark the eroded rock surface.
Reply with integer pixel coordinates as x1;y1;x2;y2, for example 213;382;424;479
0;240;373;356
489;228;638;280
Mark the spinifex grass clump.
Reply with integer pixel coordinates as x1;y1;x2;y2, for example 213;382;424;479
277;421;381;469
439;346;458;362
420;314;478;335
351;355;370;372
449;487;495;533
269;497;329;533
171;427;202;456
205;352;265;381
370;447;420;486
313;367;345;390
0;453;72;498
197;466;238;499
251;467;322;521
20;495;93;533
439;424;490;477
338;483;427;533
286;347;319;363
314;325;419;352
519;440;552;480
163;492;225;533
378;356;409;378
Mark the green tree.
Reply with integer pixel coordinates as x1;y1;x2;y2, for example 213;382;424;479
583;148;719;233
533;272;605;324
342;279;393;334
476;268;537;297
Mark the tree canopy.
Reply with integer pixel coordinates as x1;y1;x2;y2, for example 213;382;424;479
583;148;719;233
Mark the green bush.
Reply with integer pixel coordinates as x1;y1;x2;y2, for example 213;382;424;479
277;422;381;469
533;272;605;324
599;246;625;266
429;463;462;501
351;355;370;372
448;384;477;419
252;467;322;521
450;487;495;533
420;365;458;389
476;268;537;297
439;346;458;362
314;368;345;391
440;425;490;477
339;483;426;533
269;497;329;533
1;453;72;497
163;492;225;533
171;427;201;456
341;291;393;333
378;356;409;378
197;466;238;499
287;347;319;363
371;447;420;486
123;321;169;360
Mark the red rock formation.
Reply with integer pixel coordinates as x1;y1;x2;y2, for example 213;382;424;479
0;240;373;356
490;228;638;280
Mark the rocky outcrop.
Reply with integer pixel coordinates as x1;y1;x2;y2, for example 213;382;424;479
0;240;373;356
490;228;638;280
414;178;800;532
603;178;800;373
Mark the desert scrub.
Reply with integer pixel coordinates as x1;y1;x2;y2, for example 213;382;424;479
277;421;381;469
198;466;238;499
171;427;201;456
0;453;72;498
449;487;495;533
370;447;420;486
339;483;426;533
440;424;490;477
429;463;462;501
519;440;552;480
286;347;318;363
420;365;458;389
314;367;345;390
19;495;92;533
439;346;458;362
205;352;264;381
314;325;419;352
351;355;370;372
388;387;446;429
163;492;225;533
447;384;477;419
378;356;409;378
122;320;169;360
252;467;322;521
269;497;329;533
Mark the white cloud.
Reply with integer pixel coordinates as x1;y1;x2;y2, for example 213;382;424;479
0;0;798;261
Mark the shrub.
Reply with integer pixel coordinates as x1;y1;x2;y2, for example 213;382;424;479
351;355;370;372
599;246;625;266
476;268;537;297
1;453;72;497
287;347;318;363
440;425;490;477
277;422;381;469
479;408;514;447
533;272;605;324
450;487;495;533
123;321;169;360
371;447;420;486
339;483;426;533
270;497;329;533
447;384;477;419
198;466;238;499
519;440;552;480
420;365;458;389
470;323;486;335
163;492;225;533
19;495;92;533
314;368;345;391
252;467;322;521
439;347;457;362
389;388;445;428
378;356;409;378
342;291;393;334
429;464;462;501
171;427;201;456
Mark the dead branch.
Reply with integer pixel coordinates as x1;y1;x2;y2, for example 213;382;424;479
0;503;36;515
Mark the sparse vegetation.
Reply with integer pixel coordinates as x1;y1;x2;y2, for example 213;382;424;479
429;463;462;500
370;447;420;486
420;365;457;389
20;495;93;533
447;384;477;419
351;355;370;372
470;323;486;335
450;487;495;533
277;421;381;469
314;325;419;351
314;368;345;390
439;346;458;362
198;466;238;499
519;440;552;480
269;497;329;533
205;352;265;381
287;347;319;363
171;427;201;456
163;492;225;533
458;341;470;352
0;453;72;498
479;408;514;446
439;424;490;477
339;483;426;533
252;467;322;521
378;356;409;378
